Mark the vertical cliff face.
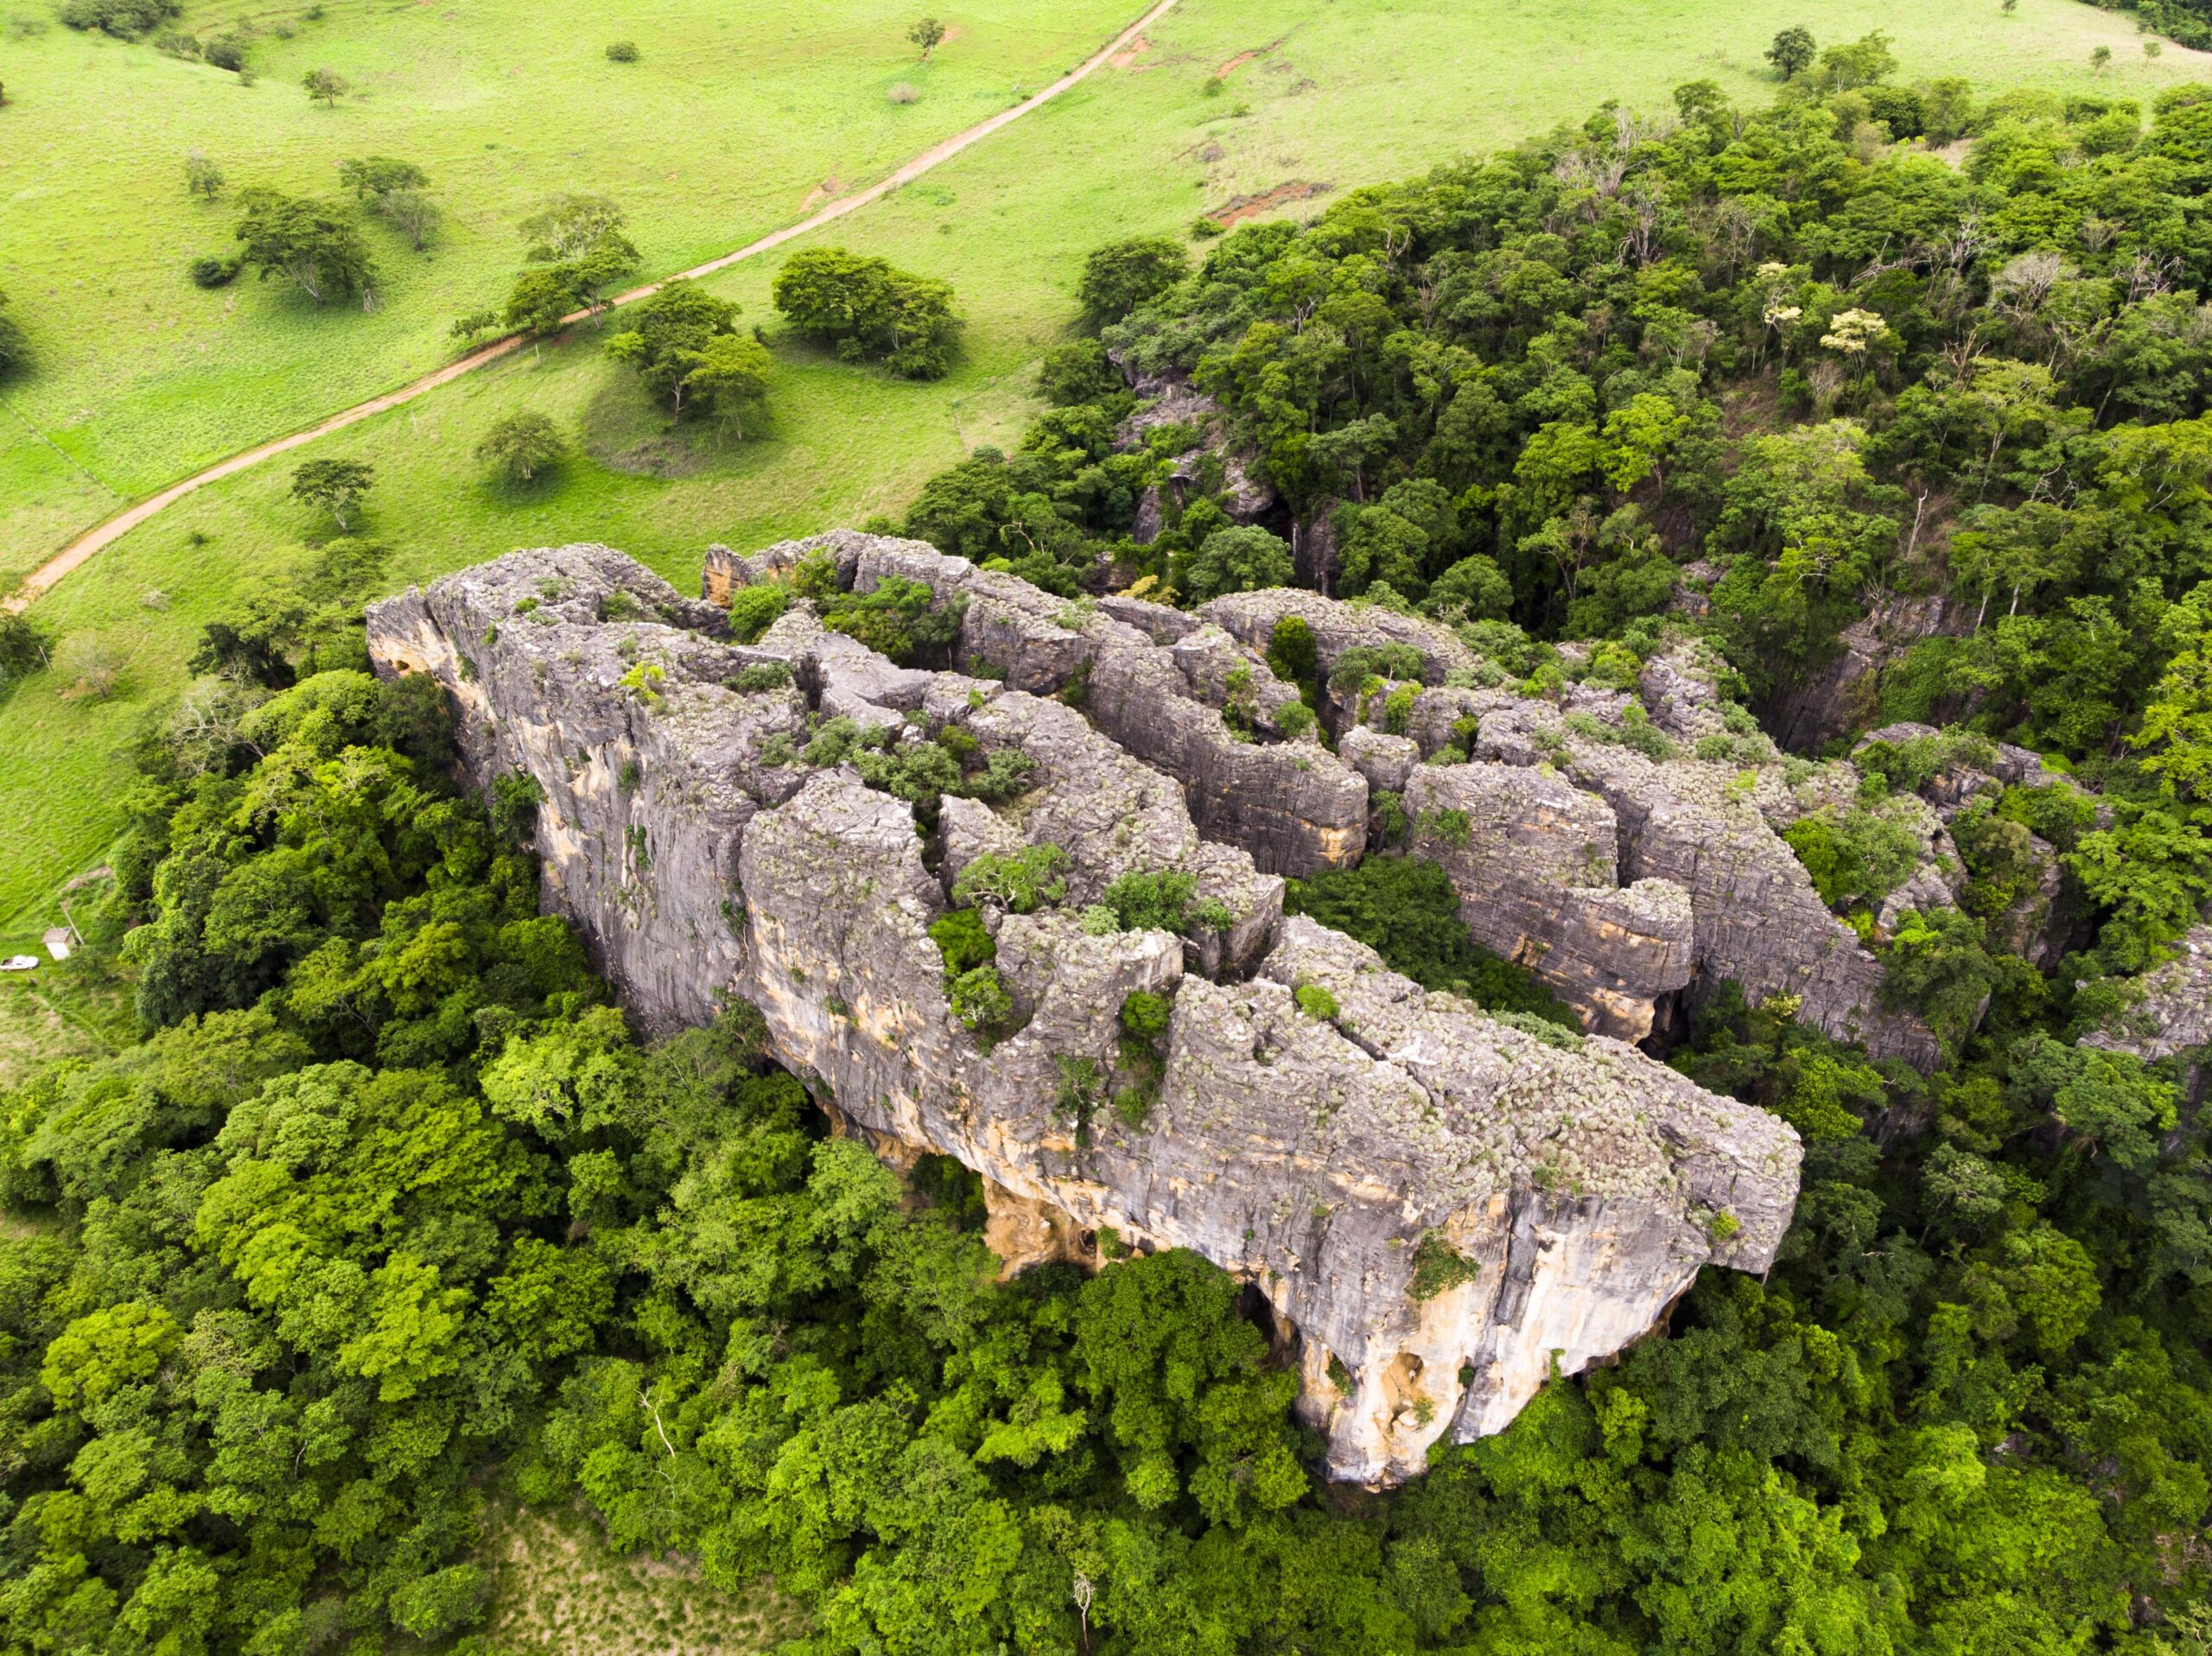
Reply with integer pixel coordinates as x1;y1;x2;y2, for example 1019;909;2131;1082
1198;588;1948;1066
369;536;1802;1486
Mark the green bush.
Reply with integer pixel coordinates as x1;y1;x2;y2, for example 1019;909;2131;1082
1103;867;1198;932
188;254;241;289
1408;1229;1480;1299
772;245;962;378
59;0;178;36
1781;803;1921;911
948;964;1014;1035
819;576;963;666
1287;853;1578;1027
1294;983;1339;1020
726;582;791;643
1120;989;1173;1037
1883;905;2000;1056
1077;235;1188;325
929;907;995;975
728;660;792;693
953;844;1068;913
1037;337;1124;406
1326;643;1427;694
1173;525;1294;605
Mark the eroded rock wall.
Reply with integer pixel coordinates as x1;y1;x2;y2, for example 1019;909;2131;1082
1200;587;1945;1063
368;537;1802;1486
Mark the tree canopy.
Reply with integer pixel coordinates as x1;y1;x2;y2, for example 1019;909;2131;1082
772;246;963;378
232;190;375;306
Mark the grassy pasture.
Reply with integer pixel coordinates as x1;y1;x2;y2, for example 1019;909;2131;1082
0;0;1143;581
1;0;2202;955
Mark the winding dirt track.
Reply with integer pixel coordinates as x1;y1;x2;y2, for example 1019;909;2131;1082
7;0;1182;613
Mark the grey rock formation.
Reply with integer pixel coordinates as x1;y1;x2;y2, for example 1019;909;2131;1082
368;537;1802;1487
1115;368;1275;523
1339;726;1419;794
1557;741;1942;1067
2086;924;2212;1063
1189;590;1947;1063
753;531;1376;879
1402;764;1694;1043
1202;587;1477;684
1770;593;1961;752
1293;509;1338;595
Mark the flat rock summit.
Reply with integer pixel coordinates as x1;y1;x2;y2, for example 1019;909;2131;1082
367;531;1813;1484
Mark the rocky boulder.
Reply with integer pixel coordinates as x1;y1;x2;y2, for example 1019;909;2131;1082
1402;763;1694;1042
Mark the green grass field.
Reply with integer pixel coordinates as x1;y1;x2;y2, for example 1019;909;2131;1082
1;0;2202;955
0;0;1141;581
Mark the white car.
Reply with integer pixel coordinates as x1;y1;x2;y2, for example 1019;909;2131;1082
1;955;37;973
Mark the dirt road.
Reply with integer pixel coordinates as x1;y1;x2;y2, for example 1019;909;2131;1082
6;0;1183;613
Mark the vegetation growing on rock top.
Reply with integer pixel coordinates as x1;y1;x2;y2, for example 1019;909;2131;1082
1288;854;1578;1028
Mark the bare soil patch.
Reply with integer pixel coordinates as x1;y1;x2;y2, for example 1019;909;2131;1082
1205;179;1332;227
1109;32;1153;67
1215;35;1286;78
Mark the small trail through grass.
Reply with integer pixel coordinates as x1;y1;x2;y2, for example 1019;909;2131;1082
6;0;1183;616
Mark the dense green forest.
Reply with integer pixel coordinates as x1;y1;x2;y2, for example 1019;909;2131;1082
9;48;2212;1656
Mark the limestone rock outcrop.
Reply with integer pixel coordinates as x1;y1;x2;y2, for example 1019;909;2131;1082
368;536;1802;1486
1401;762;1694;1043
2086;924;2212;1065
1202;589;1945;1064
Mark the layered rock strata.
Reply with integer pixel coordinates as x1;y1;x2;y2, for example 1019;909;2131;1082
1202;590;1946;1065
368;537;1801;1485
1401;763;1694;1043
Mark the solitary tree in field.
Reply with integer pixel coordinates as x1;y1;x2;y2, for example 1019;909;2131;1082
519;194;626;263
384;189;437;251
302;67;349;106
234;189;376;304
772;246;963;378
290;458;375;530
682;333;773;438
338;155;427;204
0;611;50;689
2092;43;2113;72
54;632;125;701
2001;0;2018;13
2148;37;2165;59
909;16;946;58
499;267;577;335
604;280;746;419
475;411;565;484
340;156;436;250
183;151;225;201
1766;25;1815;79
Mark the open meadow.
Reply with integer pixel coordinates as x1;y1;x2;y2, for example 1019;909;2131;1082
2;0;2202;955
0;0;1141;578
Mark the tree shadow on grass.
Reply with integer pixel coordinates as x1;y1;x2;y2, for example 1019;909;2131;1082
470;453;584;512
